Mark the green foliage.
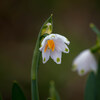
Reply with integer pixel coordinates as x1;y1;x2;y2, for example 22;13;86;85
90;23;100;53
40;15;53;44
85;58;100;100
85;24;100;100
41;14;53;35
31;14;53;80
90;44;100;53
40;33;49;44
12;81;26;100
90;23;100;43
49;81;60;100
84;72;96;100
95;58;100;100
90;23;100;38
31;15;53;100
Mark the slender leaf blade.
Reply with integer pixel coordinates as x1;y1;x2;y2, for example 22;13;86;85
49;81;60;100
95;58;100;100
12;81;26;100
41;14;53;35
84;72;96;100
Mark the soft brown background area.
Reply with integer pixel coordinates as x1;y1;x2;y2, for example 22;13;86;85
0;0;100;100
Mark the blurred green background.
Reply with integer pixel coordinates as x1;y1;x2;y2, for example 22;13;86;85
0;0;100;100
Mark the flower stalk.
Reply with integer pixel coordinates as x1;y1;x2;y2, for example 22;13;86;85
90;44;100;53
31;15;53;100
90;23;100;53
31;30;41;100
90;23;100;41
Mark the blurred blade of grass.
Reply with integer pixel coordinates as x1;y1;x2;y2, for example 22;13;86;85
49;81;60;100
84;72;96;100
85;58;100;100
95;58;100;99
12;81;26;100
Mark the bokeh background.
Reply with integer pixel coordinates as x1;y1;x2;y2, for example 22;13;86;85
0;0;100;100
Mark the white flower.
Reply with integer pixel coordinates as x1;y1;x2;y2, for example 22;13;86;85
39;34;70;64
72;49;98;76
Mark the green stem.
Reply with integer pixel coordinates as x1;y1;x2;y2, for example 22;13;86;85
90;23;100;39
31;15;53;100
31;33;41;100
90;44;100;53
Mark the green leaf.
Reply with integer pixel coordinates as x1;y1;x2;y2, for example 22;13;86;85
84;58;100;100
41;14;53;35
84;72;96;100
49;81;60;100
40;15;53;44
95;58;100;100
31;15;53;100
90;44;100;53
12;81;26;100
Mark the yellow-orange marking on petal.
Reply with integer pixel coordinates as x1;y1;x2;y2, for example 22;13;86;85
51;42;55;51
44;40;55;52
44;44;48;52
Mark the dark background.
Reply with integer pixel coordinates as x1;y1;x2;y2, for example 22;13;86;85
0;0;100;100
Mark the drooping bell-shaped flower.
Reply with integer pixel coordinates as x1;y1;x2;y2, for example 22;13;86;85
72;49;98;76
39;34;70;64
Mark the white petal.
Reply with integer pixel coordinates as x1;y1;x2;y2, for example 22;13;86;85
55;34;70;45
50;50;62;64
39;41;46;51
40;34;57;51
55;40;69;53
77;65;90;76
39;45;44;51
42;48;50;63
40;34;70;51
39;35;51;51
90;53;98;73
77;69;89;76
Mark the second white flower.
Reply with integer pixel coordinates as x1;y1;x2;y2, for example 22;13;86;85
72;49;98;76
